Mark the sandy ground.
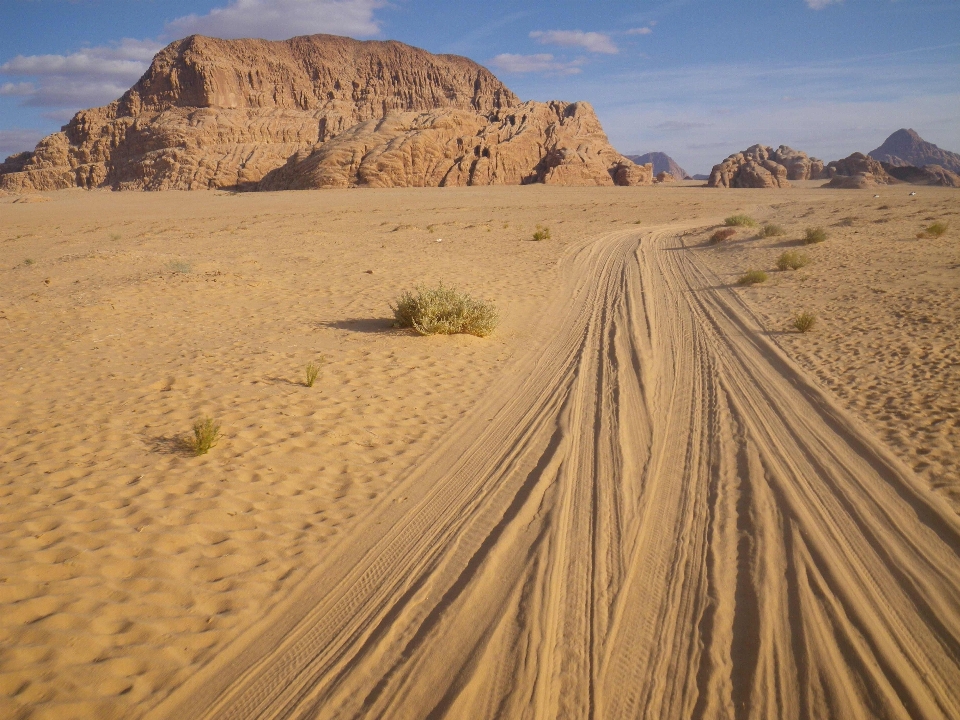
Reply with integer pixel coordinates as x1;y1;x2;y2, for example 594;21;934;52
1;185;958;719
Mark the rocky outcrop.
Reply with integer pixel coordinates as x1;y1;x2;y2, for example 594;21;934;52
882;163;960;188
823;153;897;188
1;34;648;192
655;171;677;183
707;144;824;188
625;152;689;180
869;129;960;174
258;101;650;189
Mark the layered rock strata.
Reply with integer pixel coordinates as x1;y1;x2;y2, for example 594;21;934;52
0;34;649;191
707;144;824;188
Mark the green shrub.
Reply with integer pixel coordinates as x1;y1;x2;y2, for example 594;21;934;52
304;358;324;387
737;270;768;286
760;224;785;237
776;250;810;271
168;260;191;273
710;228;737;243
24;258;34;266
792;312;816;333
189;418;221;455
918;221;948;239
725;214;757;227
532;224;551;241
803;227;827;244
392;283;499;337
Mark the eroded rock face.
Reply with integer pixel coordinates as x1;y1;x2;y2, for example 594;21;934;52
655;171;677;183
259;101;650;189
707;144;824;188
823;153;896;187
0;34;645;191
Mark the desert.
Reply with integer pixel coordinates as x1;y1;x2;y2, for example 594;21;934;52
2;181;959;718
3;3;960;719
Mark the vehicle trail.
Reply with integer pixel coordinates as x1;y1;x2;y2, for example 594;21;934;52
151;224;960;720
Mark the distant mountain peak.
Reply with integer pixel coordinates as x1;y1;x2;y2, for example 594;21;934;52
624;152;690;180
869;129;960;173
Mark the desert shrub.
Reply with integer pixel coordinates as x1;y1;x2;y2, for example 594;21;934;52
737;270;768;286
725;214;757;227
710;228;737;243
189;418;221;455
168;260;191;273
776;250;809;271
803;227;827;244
109;233;121;241
792;312;816;333
392;283;499;337
532;224;551;241
760;224;785;237
304;358;325;387
917;221;948;239
24;258;34;266
836;217;857;227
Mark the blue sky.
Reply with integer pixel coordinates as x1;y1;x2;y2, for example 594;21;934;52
1;0;958;174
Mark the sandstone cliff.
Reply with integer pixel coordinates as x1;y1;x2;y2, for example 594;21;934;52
707;144;824;188
883;163;960;188
823;153;896;188
0;34;649;191
259;101;649;189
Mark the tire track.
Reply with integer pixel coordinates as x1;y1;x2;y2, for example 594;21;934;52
150;225;960;720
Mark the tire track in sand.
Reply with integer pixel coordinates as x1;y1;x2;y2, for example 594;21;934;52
150;226;960;720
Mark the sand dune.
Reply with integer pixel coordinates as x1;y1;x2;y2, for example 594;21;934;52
2;186;959;718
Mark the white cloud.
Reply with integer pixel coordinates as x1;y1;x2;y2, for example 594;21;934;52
530;30;618;55
806;0;842;9
626;27;653;36
490;53;583;75
0;39;162;108
166;0;384;41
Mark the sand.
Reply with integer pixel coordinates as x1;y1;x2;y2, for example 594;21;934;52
1;185;958;719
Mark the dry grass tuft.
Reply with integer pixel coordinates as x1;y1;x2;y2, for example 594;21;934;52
532;224;551;241
189;418;221;455
725;214;757;227
305;358;325;387
803;227;827;244
917;221;948;239
792;312;817;333
392;283;499;337
710;228;737;244
737;270;768;286
760;224;785;237
776;250;809;271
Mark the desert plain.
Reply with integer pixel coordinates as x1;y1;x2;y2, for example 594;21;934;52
1;183;959;719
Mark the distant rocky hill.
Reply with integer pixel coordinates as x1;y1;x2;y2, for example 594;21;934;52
624;152;689;180
0;34;650;192
708;145;824;188
869;129;960;174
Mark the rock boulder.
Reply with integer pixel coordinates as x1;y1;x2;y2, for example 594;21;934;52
707;144;824;188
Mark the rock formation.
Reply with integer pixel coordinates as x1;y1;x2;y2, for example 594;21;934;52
869;129;960;174
259;101;650;189
654;171;677;183
823;153;897;188
707;144;824;188
625;152;689;180
0;34;650;192
882;163;960;188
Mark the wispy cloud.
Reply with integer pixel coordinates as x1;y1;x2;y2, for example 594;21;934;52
0;128;47;158
0;39;162;109
626;27;653;36
166;0;385;40
529;30;618;55
490;53;583;75
653;120;709;131
805;0;842;9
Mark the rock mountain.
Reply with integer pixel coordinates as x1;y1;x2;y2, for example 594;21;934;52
707;145;824;188
0;34;650;192
869;129;960;174
624;152;690;180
